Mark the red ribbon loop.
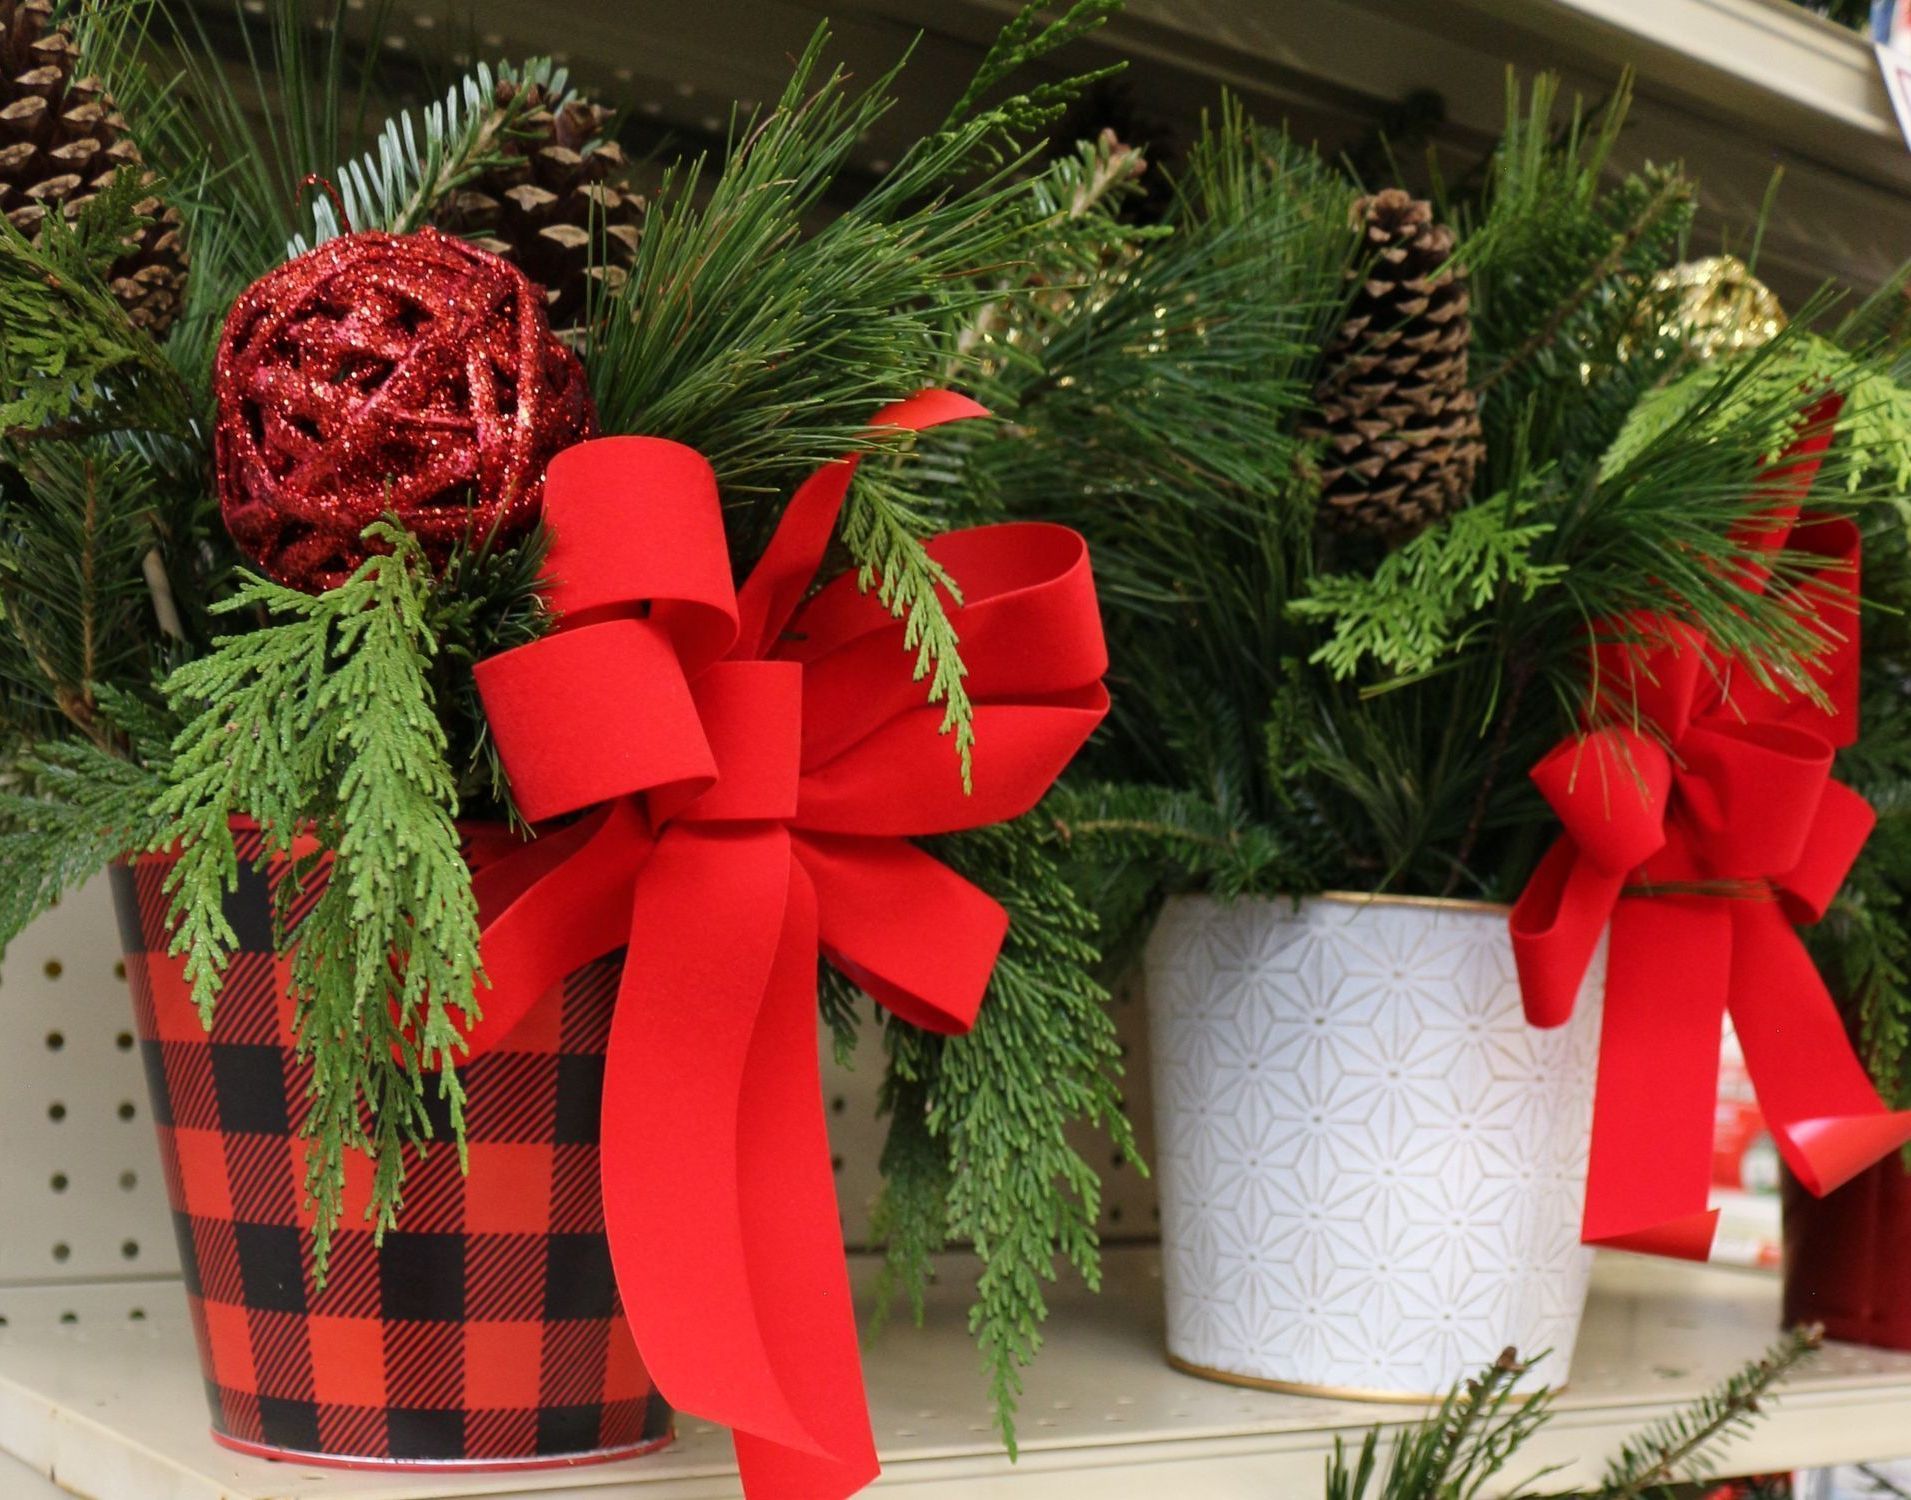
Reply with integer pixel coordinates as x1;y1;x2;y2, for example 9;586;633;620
1511;398;1911;1260
465;393;1107;1499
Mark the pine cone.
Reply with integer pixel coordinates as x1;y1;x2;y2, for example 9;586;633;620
433;79;644;330
0;0;187;337
1307;190;1483;541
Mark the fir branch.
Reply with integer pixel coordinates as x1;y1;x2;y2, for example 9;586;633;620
152;526;480;1261
0;736;166;958
1591;1326;1821;1499
1325;1333;1818;1500
0;186;193;442
0;439;179;748
1325;1348;1555;1500
870;814;1137;1451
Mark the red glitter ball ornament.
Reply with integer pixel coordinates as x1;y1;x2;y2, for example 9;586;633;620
213;225;596;592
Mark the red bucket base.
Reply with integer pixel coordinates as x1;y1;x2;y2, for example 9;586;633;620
113;837;673;1467
212;1427;673;1472
1782;1156;1911;1349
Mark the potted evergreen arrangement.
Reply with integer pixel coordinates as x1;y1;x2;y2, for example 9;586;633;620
946;79;1911;1399
1784;374;1911;1349
0;1;1137;1490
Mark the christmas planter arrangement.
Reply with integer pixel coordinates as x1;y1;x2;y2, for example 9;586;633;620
0;2;1138;1493
951;82;1911;1395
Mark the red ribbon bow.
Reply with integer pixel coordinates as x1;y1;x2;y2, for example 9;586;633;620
460;390;1107;1496
1510;396;1911;1259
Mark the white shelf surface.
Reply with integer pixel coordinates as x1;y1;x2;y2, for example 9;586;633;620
5;1249;1911;1499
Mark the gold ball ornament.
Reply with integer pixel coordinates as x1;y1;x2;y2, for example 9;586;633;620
1640;254;1787;364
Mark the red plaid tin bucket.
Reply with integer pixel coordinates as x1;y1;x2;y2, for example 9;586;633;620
109;826;673;1469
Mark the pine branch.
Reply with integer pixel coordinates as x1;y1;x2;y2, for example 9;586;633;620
582;4;1121;779
152;526;480;1262
1592;1327;1822;1499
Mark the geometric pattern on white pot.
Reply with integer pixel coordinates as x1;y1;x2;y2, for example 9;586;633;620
1146;892;1604;1397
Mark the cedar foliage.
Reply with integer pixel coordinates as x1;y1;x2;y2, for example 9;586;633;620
150;527;480;1265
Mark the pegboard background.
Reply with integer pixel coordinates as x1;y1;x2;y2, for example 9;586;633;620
0;875;1156;1326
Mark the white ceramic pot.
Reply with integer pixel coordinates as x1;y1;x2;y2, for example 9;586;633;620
1145;892;1604;1398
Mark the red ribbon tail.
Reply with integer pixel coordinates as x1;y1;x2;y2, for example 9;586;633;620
1729;904;1911;1198
602;825;877;1494
1580;898;1731;1261
1509;839;1621;1029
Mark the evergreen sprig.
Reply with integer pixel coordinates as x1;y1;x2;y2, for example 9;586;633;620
152;526;480;1261
0;733;166;956
1325;1349;1554;1500
1294;487;1566;681
582;6;1118;784
0;176;193;441
0;439;181;748
869;814;1137;1453
294;58;569;248
1324;1330;1820;1500
1591;1327;1821;1498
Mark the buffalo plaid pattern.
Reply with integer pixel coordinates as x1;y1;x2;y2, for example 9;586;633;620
110;831;672;1465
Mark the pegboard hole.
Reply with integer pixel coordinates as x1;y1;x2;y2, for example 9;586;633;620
42;959;62;980
115;1030;134;1051
121;1239;140;1261
128;1308;146;1322
114;959;127;980
49;1172;67;1193
830;1096;846;1116
830;1154;844;1174
119;1170;138;1191
116;1101;136;1121
47;1101;65;1122
51;1243;70;1263
44;1030;64;1051
57;1311;76;1325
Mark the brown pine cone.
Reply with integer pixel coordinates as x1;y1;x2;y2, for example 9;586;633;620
1306;189;1484;541
0;0;188;337
433;78;644;330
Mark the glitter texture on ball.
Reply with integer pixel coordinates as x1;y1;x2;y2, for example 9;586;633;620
213;226;596;592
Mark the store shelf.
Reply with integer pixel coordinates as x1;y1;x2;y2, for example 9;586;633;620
918;0;1911;298
3;1248;1910;1499
1;1449;73;1500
